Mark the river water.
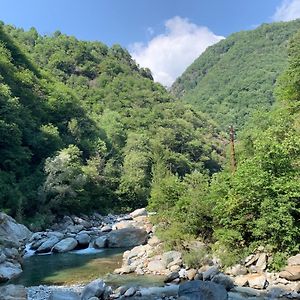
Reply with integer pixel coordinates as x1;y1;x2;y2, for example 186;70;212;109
11;248;164;288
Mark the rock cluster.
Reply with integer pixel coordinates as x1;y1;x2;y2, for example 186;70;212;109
0;212;32;283
27;208;150;255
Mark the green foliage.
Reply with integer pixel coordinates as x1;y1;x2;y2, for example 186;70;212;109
172;20;300;130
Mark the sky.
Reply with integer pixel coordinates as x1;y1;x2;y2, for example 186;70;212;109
1;0;300;86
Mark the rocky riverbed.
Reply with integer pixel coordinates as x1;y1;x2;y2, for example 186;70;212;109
0;208;299;299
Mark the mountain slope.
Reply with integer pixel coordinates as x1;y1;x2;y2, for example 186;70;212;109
171;20;300;130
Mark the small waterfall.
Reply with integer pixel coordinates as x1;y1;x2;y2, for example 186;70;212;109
71;243;104;255
23;243;36;258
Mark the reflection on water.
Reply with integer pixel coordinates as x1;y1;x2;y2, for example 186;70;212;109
11;248;124;286
10;248;165;288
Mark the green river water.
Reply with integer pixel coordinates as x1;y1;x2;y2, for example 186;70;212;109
10;248;164;288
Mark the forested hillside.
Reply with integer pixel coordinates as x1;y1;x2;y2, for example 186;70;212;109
171;19;300;130
0;23;223;228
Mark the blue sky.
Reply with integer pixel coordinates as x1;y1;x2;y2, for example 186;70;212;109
1;0;300;86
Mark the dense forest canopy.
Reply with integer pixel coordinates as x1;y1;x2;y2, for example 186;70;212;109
0;22;223;228
171;19;300;131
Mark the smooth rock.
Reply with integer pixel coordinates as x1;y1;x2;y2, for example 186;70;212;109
124;287;136;297
107;228;147;248
94;236;107;248
52;237;78;253
225;264;248;276
279;266;300;281
244;274;267;289
66;224;84;234
0;261;22;282
0;212;32;248
178;280;227;300
148;260;167;273
76;233;91;245
148;236;161;247
255;253;267;271
162;251;182;267
212;273;234;291
186;269;197;280
36;236;60;253
164;272;180;283
81;279;106;300
50;290;80;300
0;284;27;300
203;266;219;281
101;225;112;232
130;208;148;218
288;254;300;266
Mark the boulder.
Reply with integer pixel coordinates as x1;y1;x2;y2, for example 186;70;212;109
279;266;300;281
75;233;91;246
203;266;220;281
66;224;84;234
124;287;137;297
81;279;106;300
288;254;300;266
178;280;227;300
107;228;147;248
52;238;78;253
101;225;112;232
255;253;267;271
164;272;180;283
148;236;161;247
94;236;107;248
0;212;32;248
211;274;234;291
36;236;60;253
225;264;248;276
130;208;148;218
148;260;167;273
0;261;22;282
50;290;80;300
186;269;198;280
162;251;182;267
0;284;27;300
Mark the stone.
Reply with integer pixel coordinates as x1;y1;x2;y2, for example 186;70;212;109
0;261;22;282
124;287;137;297
114;265;136;274
244;253;259;267
36;236;60;253
3;247;19;259
81;279;106;300
234;276;249;287
130;208;148;218
203;266;219;281
148;236;161;247
170;265;181;272
47;231;64;239
94;236;107;248
114;220;137;230
101;225;112;232
75;233;91;246
225;264;248;276
162;251;182;267
0;253;6;264
211;273;234;291
0;284;27;300
107;228;147;248
148;260;167;273
288;254;300;266
0;212;32;248
255;253;267;271
178;280;227;300
50;290;80;300
186;269;197;280
164;272;180;283
241;273;267;289
279;266;300;281
52;237;78;253
66;224;84;234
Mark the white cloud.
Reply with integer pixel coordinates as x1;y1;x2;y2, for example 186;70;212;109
273;0;300;21
130;16;224;87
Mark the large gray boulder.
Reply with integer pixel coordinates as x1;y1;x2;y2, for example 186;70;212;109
81;279;106;300
178;280;228;300
0;212;32;248
0;261;22;283
36;236;60;253
107;228;147;248
0;284;27;300
52;238;78;253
